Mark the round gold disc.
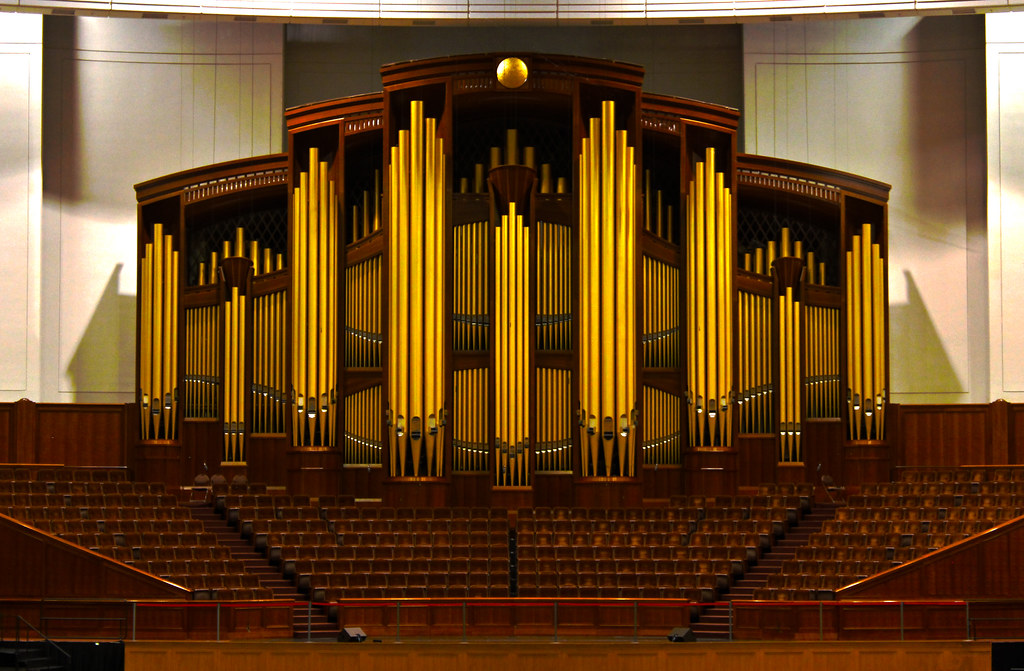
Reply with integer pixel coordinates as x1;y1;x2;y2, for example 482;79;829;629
497;57;528;89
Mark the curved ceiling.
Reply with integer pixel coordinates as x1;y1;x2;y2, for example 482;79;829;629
0;0;1018;23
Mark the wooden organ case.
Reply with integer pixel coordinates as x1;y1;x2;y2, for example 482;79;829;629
134;54;891;505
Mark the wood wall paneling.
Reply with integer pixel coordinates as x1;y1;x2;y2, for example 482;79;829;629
734;435;777;490
182;419;227;486
287;448;342;497
34;403;129;466
838;516;1024;601
641;464;683;501
895;404;989;467
0;514;189;600
123;640;992;671
134;441;183;488
0;403;12;461
246;435;290;487
341;463;386;501
683;449;737;495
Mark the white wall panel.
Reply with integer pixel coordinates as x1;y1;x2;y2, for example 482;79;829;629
987;13;1024;398
42;17;283;402
744;17;986;403
0;15;42;401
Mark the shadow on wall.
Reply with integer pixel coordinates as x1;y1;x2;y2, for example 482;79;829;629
65;263;136;401
889;269;962;396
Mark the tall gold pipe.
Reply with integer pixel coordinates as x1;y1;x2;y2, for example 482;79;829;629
845;248;855;440
873;242;885;438
861;224;873;440
150;226;163;440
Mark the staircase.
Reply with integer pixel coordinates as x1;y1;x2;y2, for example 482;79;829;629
689;502;840;640
187;502;337;640
0;645;66;671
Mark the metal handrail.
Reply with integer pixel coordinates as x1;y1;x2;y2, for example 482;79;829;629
1;613;72;668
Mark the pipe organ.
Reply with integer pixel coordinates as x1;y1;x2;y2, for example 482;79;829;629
454;220;488;352
454;368;488;472
578;100;637;479
537;220;570;352
292;148;339;449
387;100;446;478
136;53;890;499
685;148;734;449
344;385;382;465
847;223;887;441
494;201;531;487
139;223;179;441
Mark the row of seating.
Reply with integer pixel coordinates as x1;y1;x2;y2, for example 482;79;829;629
0;467;129;482
519;557;734;580
896;467;1024;483
9;505;191;522
834;506;1010;522
518;571;716;601
822;518;996;535
851;493;1024;508
861;481;1024;496
781;558;891;575
519;543;747;563
28;520;208;538
3;492;178;507
1;480;167;495
329;517;507;534
94;544;233;562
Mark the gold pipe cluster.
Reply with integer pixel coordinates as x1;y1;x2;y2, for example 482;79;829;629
643;170;675;243
387;100;446;478
685;147;734;448
454;220;488;351
349;169;381;243
641;386;681;465
495;201;531;488
846;223;886;440
642;255;679;368
777;285;802;462
139;222;179;441
223;285;247;462
197;227;283;286
458;128;566;195
252;285;287;435
344;385;382;465
345;256;382;367
292;147;339;449
453;368;488;473
806;305;840;419
537;220;570;351
744;227;827;286
737;290;772;434
536;368;572;473
578;100;637;478
184;305;219;419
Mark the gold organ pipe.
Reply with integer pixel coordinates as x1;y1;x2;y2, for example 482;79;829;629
524;146;535;170
686;180;696;446
410;102;425;475
861;224;873;440
140;242;152;439
874;242;885;437
151;225;163;440
386;101;446;476
506;129;518;166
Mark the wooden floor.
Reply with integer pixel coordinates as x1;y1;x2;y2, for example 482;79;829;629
125;639;993;671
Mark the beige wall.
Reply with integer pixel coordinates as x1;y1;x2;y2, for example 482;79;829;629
743;16;988;404
33;16;283;403
0;14;1007;404
0;14;42;403
986;12;1024;402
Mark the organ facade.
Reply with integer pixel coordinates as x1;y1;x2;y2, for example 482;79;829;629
134;53;890;505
